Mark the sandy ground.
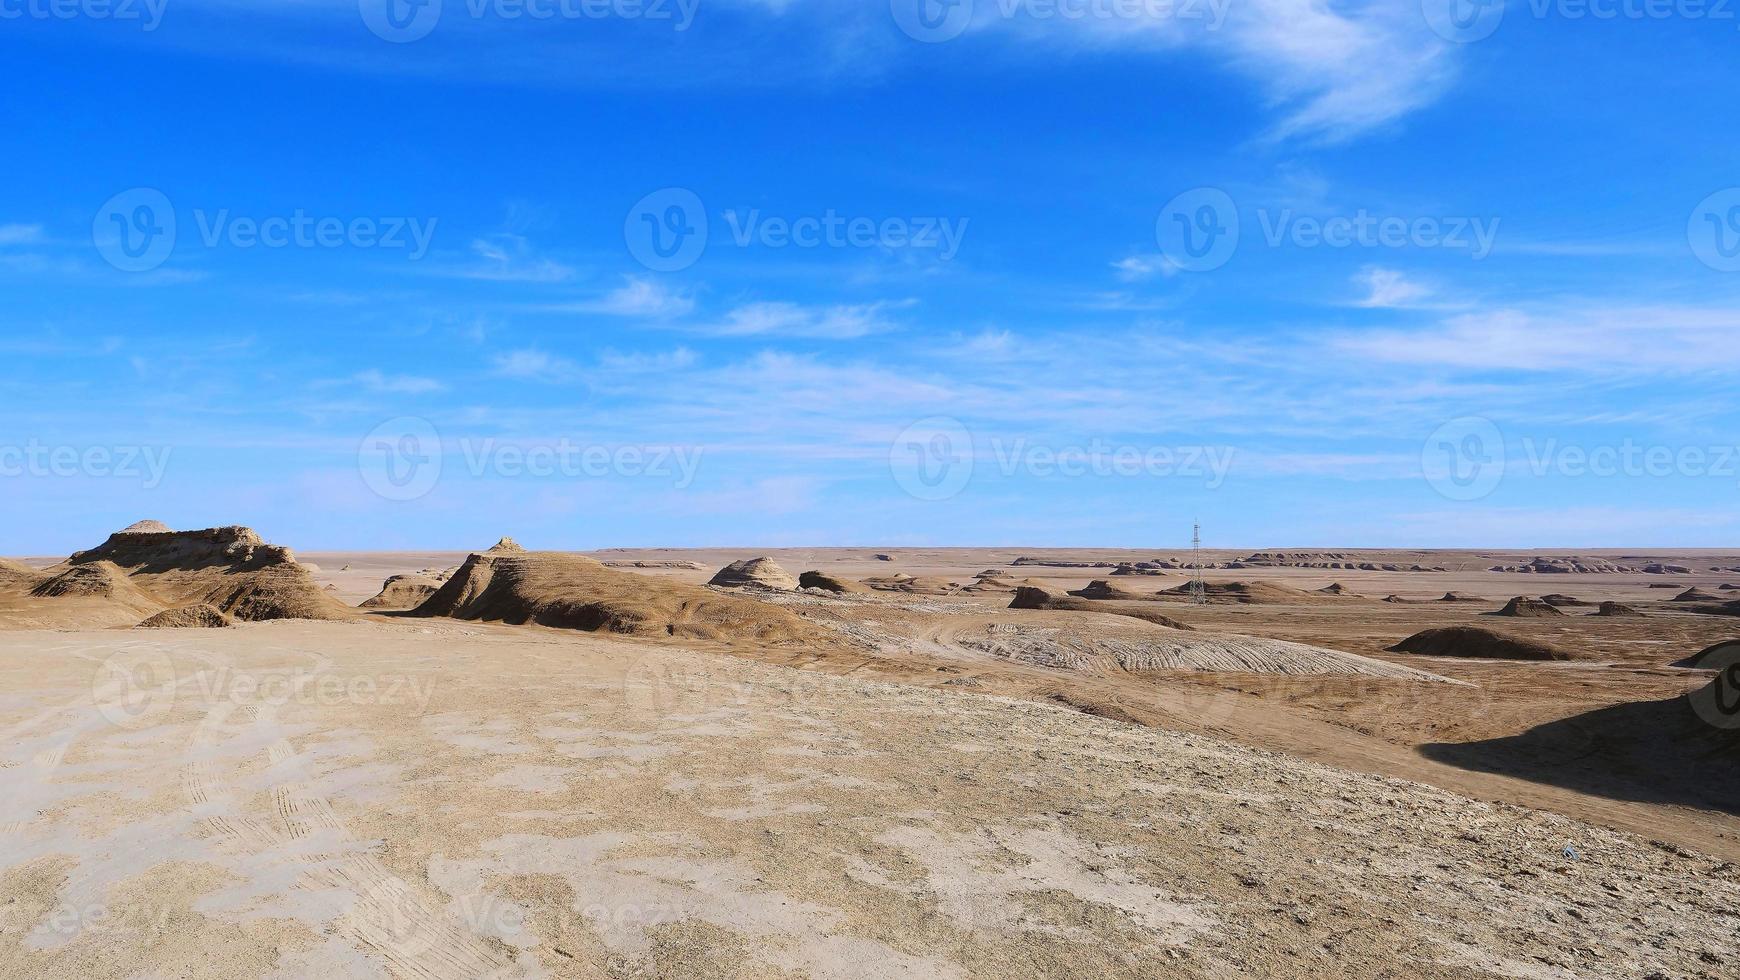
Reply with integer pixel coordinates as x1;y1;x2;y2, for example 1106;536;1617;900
2;618;1736;979
2;547;1737;978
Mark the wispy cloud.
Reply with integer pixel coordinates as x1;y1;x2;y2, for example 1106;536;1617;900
707;300;909;339
1351;265;1431;308
490;348;582;382
0;224;43;246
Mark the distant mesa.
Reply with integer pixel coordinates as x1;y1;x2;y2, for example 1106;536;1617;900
1591;601;1643;617
1069;580;1161;601
798;571;874;594
1539;593;1593;607
1672;587;1721;602
1010;586;1194;630
1316;583;1360;596
707;557;799;591
412;550;819;644
862;574;960;595
1388;626;1574;661
1721;583;1740;591
1493;596;1564;617
976;569;1009;578
1646;583;1681;589
599;560;706;570
138;603;233;629
1157;580;1314;605
1438;591;1483;603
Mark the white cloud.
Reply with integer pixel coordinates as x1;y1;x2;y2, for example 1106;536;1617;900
709;300;908;339
491;348;581;382
1112;253;1176;282
1334;303;1740;373
350;369;446;394
449;234;575;283
0;224;43;246
1351;266;1431;308
542;276;696;318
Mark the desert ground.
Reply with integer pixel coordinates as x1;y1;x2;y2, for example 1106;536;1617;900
2;528;1737;978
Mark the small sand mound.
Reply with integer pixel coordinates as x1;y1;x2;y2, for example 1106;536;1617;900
708;557;799;591
486;537;525;554
1011;587;1194;630
1540;593;1592;607
1388;626;1573;661
1494;596;1564;617
1591;601;1643;617
975;569;1008;578
137;604;233;628
415;551;821;644
360;573;446;610
119;519;172;533
1673;639;1740;669
0;557;46;590
1316;583;1360;596
798;571;874;595
862;574;960;596
1158;580;1313;604
1438;591;1482;603
30;562;163;614
64;525;352;622
1672;587;1721;602
1721;583;1739;591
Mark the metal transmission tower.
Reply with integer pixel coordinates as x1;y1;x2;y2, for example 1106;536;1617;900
1190;522;1207;605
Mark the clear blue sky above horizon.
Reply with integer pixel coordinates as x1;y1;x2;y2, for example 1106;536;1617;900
4;0;1739;553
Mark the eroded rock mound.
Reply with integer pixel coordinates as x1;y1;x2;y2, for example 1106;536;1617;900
708;557;799;591
1158;580;1314;604
486;537;525;554
1591;601;1643;617
415;551;820;644
30;562;163;614
1069;580;1159;601
1010;587;1194;630
1494;596;1564;617
1540;593;1592;607
0;557;46;590
1439;591;1483;603
798;571;874;594
1672;587;1721;602
137;604;233;628
119;519;172;533
63;525;352;622
1316;583;1360;596
361;574;445;609
862;574;960;595
1388;626;1573;661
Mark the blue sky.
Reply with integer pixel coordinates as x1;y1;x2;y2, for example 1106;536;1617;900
3;0;1739;552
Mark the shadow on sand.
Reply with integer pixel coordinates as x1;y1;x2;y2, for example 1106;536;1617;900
1420;674;1740;817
